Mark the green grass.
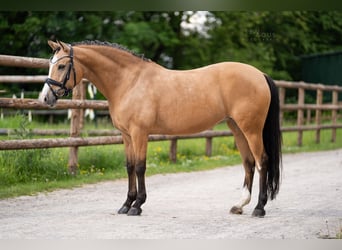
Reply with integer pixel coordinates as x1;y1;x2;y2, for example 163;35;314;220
0;115;341;199
282;129;342;153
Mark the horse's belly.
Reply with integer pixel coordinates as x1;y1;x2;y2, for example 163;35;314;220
153;105;226;135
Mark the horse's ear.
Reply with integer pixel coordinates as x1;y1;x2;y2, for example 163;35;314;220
48;40;60;51
57;40;70;52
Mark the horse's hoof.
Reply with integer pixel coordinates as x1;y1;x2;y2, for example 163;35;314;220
230;206;243;215
127;207;142;216
118;205;130;214
252;208;265;217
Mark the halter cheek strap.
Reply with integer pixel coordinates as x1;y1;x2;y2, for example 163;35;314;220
46;45;77;98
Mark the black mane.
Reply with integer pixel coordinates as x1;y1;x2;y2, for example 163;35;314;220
71;40;150;61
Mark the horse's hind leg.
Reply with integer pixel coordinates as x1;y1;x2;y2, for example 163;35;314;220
230;117;269;217
252;152;268;217
227;118;255;215
244;132;269;217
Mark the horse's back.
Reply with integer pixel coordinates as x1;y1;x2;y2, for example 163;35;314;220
179;62;270;120
163;61;269;97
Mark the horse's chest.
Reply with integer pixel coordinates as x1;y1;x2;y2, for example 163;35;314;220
110;113;128;133
107;104;129;133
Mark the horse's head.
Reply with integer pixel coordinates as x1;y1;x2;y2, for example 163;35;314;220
39;40;81;107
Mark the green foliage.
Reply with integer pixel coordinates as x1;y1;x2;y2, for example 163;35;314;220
206;11;342;80
1;11;341;83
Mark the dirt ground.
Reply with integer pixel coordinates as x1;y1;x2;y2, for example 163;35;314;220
0;149;341;239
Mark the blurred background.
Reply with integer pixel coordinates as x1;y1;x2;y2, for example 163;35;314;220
0;11;341;96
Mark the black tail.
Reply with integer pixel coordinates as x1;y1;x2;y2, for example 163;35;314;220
263;74;282;200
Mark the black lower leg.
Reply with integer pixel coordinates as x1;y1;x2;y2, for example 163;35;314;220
127;160;146;216
118;162;137;214
252;167;268;217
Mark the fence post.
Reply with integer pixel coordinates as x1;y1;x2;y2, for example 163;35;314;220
297;87;305;146
68;81;86;175
79;82;86;130
205;137;212;157
279;87;285;126
306;109;311;124
205;127;213;157
169;139;177;163
331;90;338;142
315;89;323;144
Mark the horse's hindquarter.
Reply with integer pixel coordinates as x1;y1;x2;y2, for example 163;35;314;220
141;62;270;135
217;63;271;123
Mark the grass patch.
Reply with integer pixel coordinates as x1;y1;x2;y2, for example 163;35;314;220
0;114;342;199
282;129;342;153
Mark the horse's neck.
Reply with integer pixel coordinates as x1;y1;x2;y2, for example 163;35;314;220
75;46;143;100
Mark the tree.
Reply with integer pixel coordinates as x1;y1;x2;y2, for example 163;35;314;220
0;11;341;94
205;11;342;80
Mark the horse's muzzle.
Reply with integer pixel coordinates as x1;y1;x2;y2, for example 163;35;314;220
38;83;58;107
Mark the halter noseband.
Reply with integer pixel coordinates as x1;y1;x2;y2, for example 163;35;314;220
46;45;76;98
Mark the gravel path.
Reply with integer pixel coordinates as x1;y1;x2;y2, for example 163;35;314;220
0;149;341;239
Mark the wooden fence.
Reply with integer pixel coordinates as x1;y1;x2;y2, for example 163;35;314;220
1;54;342;173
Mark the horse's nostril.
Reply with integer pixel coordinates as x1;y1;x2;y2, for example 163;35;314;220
44;97;47;102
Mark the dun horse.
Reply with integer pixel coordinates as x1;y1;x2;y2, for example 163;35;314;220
39;40;282;217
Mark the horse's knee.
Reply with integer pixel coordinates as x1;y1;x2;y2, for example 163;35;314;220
126;162;135;174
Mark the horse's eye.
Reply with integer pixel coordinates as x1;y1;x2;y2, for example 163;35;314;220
58;64;66;70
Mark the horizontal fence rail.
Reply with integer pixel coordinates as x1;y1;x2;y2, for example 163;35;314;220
0;129;121;136
0;98;109;110
0;130;233;150
0;75;47;83
1;97;341;111
276;80;342;91
0;55;48;68
1;54;342;172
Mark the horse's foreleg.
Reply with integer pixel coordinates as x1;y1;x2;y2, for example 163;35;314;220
127;158;147;216
118;135;137;214
127;132;148;216
118;161;137;214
